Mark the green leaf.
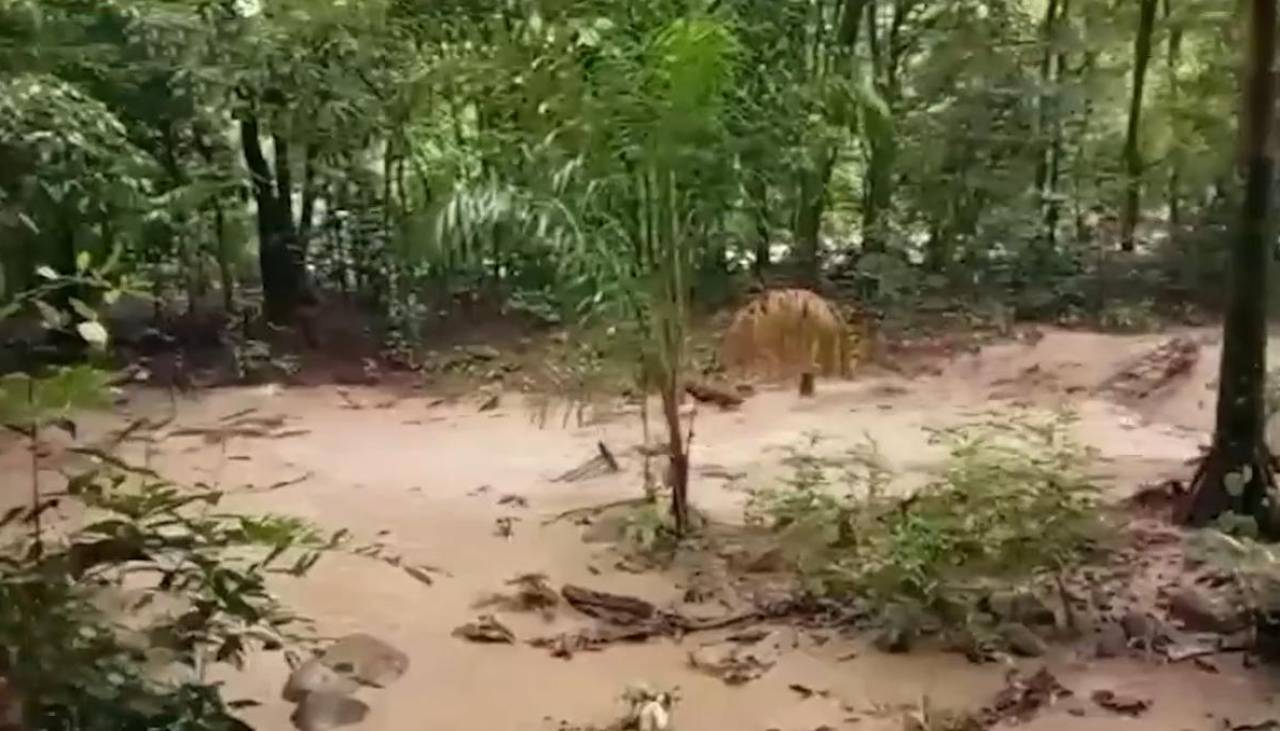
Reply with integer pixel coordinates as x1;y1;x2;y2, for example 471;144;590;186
35;265;58;280
69;298;97;321
75;251;91;273
76;320;109;348
34;300;67;329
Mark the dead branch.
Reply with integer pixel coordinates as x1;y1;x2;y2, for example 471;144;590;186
551;441;622;483
541;497;651;525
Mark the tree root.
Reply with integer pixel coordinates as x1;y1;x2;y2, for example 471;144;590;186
1179;441;1279;532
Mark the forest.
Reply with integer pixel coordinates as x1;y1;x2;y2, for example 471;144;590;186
1;0;1280;729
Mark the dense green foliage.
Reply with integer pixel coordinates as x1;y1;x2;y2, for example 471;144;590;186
746;411;1105;620
0;0;1244;327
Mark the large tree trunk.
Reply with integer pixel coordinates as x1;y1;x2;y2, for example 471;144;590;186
1119;0;1159;252
1182;0;1277;533
240;117;306;322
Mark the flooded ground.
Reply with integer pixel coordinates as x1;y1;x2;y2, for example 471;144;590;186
4;327;1278;730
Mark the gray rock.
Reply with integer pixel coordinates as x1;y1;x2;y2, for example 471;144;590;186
290;692;369;731
283;659;360;703
1120;611;1153;641
1000;622;1048;658
987;590;1056;627
464;345;501;361
873;625;913;654
874;606;918;654
1168;587;1241;634
321;633;410;687
688;630;784;684
1095;623;1127;659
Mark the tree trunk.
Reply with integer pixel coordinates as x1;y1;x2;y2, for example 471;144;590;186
1033;0;1067;252
1182;0;1277;533
191;128;235;314
298;143;318;256
860;0;895;255
750;176;770;280
1164;0;1184;230
796;153;835;285
792;0;873;279
661;376;690;537
861;139;893;255
240;117;305;322
1119;0;1159;252
1033;0;1061;196
212;198;233;314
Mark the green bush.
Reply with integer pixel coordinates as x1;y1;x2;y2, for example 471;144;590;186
747;411;1108;620
0;262;337;730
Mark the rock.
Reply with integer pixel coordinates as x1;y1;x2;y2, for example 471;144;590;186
1168;587;1241;633
741;546;787;574
1120;611;1154;642
689;629;787;684
874;625;913;654
1091;587;1113;612
465;345;501;361
986;590;1056;627
321;633;410;688
688;639;779;684
452;615;516;644
874;605;918;654
1090;689;1150;717
290;692;370;731
1000;623;1048;658
283;659;360;703
1095;623;1128;659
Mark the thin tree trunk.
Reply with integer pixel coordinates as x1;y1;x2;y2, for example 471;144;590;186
750;176;770;280
298;144;318;257
191;128;235;314
661;376;689;536
1043;0;1070;250
1119;0;1159;251
241;117;304;322
796;154;835;284
1183;0;1277;531
1033;0;1061;196
861;0;895;255
1164;0;1184;230
793;0;872;277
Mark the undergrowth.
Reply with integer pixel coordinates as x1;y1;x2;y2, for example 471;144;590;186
746;411;1109;623
0;260;339;730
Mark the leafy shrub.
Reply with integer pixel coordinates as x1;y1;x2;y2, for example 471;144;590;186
747;411;1107;620
0;262;336;730
0;462;338;731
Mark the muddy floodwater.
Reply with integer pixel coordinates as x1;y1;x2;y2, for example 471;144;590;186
6;328;1280;731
